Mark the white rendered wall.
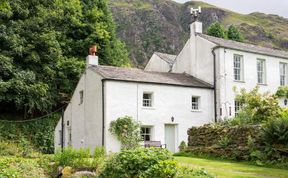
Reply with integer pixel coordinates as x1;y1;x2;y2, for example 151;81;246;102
216;48;288;119
54;68;103;152
173;39;193;74
83;68;103;150
144;54;171;72
104;81;214;153
173;34;216;84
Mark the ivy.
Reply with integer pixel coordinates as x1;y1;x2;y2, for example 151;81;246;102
0;113;59;154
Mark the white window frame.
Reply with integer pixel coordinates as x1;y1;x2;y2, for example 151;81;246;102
141;127;152;141
58;130;62;145
143;92;153;107
67;126;72;146
191;96;200;111
280;62;288;86
234;54;244;81
257;59;266;84
79;90;84;105
234;100;242;115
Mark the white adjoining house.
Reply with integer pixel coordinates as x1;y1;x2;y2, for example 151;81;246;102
55;8;288;153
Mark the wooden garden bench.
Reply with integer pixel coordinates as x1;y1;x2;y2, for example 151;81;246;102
144;141;166;148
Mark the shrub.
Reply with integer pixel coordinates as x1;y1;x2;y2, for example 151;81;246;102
233;87;281;124
140;159;214;178
92;147;106;168
179;141;187;152
98;147;173;177
275;86;288;98
262;117;288;147
0;157;46;178
217;136;231;148
140;160;178;178
54;147;93;169
0;141;21;156
109;116;142;150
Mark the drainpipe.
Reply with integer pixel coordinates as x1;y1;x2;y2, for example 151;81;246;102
61;108;64;152
101;80;105;146
212;47;218;123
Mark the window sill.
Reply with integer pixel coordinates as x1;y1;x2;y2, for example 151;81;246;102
191;110;202;112
233;80;245;83
142;107;156;110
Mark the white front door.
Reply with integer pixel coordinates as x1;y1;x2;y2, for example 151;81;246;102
165;124;176;153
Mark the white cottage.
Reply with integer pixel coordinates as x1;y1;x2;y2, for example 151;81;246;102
54;54;214;153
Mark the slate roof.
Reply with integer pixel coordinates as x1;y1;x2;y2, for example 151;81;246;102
198;33;288;59
91;65;213;88
154;52;177;64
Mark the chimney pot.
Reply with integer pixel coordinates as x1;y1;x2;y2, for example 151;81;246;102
89;45;97;56
86;45;98;67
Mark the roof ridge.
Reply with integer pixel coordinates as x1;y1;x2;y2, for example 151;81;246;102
198;33;288;59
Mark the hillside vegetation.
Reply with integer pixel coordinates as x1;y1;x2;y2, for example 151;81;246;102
109;0;288;66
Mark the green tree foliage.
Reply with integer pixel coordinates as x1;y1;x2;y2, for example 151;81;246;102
207;23;244;42
262;116;288;147
0;0;130;116
234;87;281;124
227;25;244;42
275;86;288;98
207;22;227;39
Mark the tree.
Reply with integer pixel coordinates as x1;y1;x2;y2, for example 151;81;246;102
0;0;130;117
227;25;244;42
207;22;227;39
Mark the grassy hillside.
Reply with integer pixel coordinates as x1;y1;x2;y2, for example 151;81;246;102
109;0;288;67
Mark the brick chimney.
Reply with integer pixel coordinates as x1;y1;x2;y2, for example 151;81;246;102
86;45;98;67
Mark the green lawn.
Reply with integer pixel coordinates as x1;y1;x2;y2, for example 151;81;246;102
175;156;288;178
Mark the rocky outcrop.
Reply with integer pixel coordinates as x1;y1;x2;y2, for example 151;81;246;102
110;0;288;67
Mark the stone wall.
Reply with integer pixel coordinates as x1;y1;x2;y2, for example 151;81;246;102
188;124;261;147
185;124;262;160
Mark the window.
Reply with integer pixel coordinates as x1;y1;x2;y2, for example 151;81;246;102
257;59;266;84
68;127;72;146
58;130;62;145
191;96;200;110
280;63;288;86
79;90;84;105
234;54;244;81
141;127;151;141
143;93;153;107
235;101;242;115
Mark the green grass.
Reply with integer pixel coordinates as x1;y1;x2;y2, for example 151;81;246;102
175;156;288;178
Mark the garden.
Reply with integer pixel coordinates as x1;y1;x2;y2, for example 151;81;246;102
1;87;288;177
0;116;213;177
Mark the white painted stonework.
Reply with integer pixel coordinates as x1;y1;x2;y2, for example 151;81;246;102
104;81;214;152
55;15;288;153
55;66;214;153
144;53;172;72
